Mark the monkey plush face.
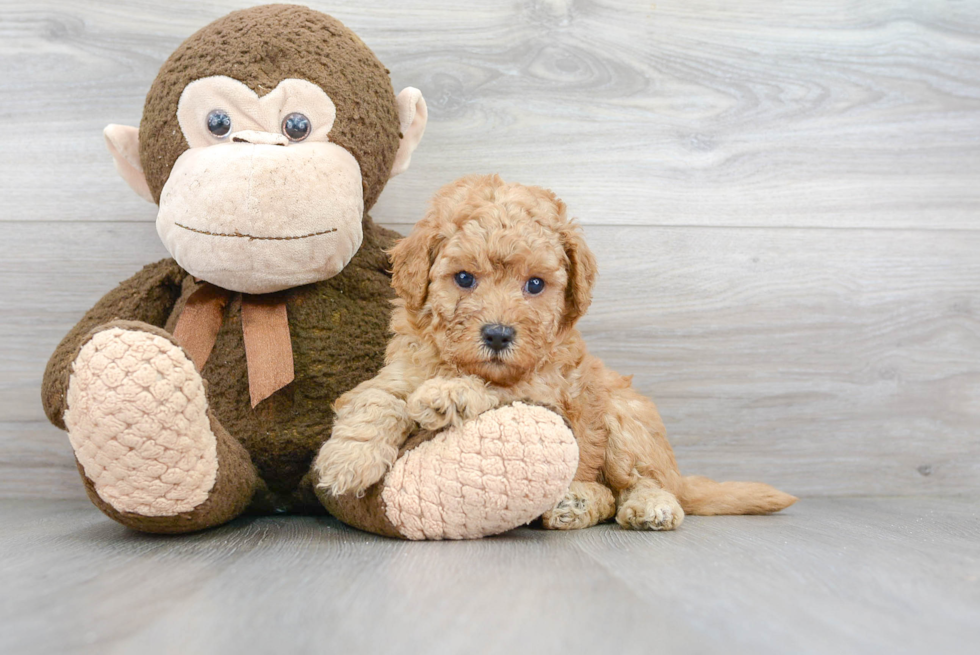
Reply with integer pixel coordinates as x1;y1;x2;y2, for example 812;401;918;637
155;75;367;292
102;5;427;294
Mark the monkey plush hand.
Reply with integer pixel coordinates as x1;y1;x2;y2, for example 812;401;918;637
40;5;577;539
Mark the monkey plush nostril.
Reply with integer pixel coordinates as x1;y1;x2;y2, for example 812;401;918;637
229;130;289;146
481;324;516;354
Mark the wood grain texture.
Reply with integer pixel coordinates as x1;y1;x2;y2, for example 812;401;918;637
0;1;978;498
2;222;977;498
0;498;977;655
0;0;979;228
1;4;977;651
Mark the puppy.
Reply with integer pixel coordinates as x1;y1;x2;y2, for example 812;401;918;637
316;175;797;530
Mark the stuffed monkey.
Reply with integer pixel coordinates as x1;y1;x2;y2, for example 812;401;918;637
41;5;577;539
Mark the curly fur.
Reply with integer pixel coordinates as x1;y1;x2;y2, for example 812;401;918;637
316;175;798;529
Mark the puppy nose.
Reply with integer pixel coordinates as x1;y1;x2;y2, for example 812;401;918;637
481;323;516;353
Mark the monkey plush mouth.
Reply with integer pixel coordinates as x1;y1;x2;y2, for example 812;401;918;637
156;139;367;294
175;222;338;241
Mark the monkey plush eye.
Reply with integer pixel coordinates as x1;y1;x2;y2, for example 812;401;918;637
454;271;476;289
206;110;232;137
282;113;312;142
525;277;545;295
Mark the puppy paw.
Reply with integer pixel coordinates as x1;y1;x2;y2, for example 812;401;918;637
542;481;616;530
314;438;398;497
542;493;589;530
616;488;685;531
407;377;499;431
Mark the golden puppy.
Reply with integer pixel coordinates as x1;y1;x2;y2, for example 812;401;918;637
316;175;797;530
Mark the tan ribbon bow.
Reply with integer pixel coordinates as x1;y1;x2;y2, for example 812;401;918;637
173;283;295;407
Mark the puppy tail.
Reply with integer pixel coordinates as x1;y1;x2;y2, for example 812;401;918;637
676;475;798;515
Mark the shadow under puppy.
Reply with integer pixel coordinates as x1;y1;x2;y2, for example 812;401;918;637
316;174;797;530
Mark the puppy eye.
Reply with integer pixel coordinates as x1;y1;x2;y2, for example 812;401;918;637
454;271;476;289
282;112;311;142
206;110;232;138
524;277;545;295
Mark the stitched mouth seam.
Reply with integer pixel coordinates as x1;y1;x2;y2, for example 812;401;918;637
175;223;338;241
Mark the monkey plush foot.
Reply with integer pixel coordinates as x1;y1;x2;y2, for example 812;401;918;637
318;403;579;540
64;325;221;518
385;403;578;540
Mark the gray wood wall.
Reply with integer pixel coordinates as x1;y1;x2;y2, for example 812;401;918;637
1;0;977;499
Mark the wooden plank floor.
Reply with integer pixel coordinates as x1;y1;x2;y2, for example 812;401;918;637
1;497;977;655
0;3;978;653
4;223;977;499
2;0;979;498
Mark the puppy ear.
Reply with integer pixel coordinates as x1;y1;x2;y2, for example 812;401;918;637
559;216;598;330
389;219;444;312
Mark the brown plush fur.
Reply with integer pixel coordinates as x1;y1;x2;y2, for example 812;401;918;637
317;175;797;530
72;320;260;534
41;259;187;430
41;6;424;533
140;4;400;212
43;221;399;515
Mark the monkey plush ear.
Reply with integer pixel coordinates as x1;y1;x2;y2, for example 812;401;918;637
103;124;154;203
390;88;428;178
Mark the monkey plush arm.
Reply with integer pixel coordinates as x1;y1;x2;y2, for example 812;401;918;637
41;258;189;429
